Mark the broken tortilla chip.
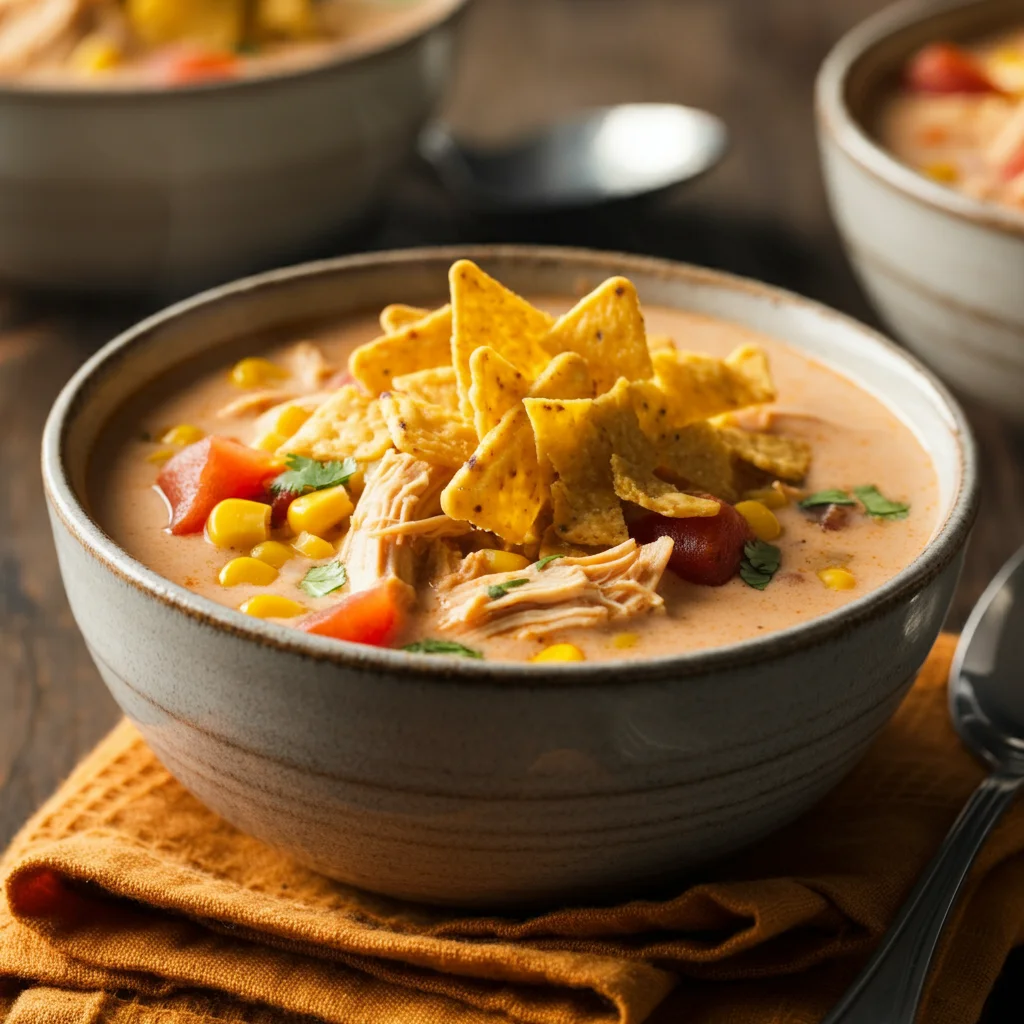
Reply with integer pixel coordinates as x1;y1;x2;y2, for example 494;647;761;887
647;334;676;354
542;277;653;395
391;366;459;409
718;426;811;482
653;421;739;502
279;385;392;463
449;260;554;419
380;392;477;470
380;304;429;334
349;305;453;396
611;455;719;518
468;346;530;438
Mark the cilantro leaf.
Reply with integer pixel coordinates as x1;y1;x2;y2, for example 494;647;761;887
270;454;357;497
739;539;781;591
853;485;910;520
486;578;530;600
533;554;565;571
299;560;348;599
402;639;484;659
799;489;856;509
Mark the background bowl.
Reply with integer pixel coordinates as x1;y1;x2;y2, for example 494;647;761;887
816;0;1024;423
0;0;468;295
42;247;977;907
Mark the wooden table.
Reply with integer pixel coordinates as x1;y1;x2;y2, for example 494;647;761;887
1;0;1022;1018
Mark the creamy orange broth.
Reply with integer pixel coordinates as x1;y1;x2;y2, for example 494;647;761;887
91;303;940;663
880;31;1024;210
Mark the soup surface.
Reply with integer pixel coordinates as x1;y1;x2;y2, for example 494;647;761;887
881;32;1024;210
0;0;449;87
92;263;940;664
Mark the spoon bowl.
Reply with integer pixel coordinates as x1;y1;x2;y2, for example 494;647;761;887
420;103;729;210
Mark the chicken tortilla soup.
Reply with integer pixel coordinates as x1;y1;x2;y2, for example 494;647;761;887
91;261;939;663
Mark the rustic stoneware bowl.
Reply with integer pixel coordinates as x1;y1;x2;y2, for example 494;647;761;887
0;0;468;294
43;247;978;907
817;0;1024;423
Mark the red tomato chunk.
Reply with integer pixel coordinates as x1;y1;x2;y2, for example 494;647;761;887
630;502;752;587
906;43;1000;95
299;580;406;647
157;436;281;535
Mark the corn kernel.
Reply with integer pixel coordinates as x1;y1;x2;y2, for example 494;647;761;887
612;632;639;649
530;643;586;663
218;556;279;587
145;447;176;465
70;35;122;74
734;500;782;542
479;549;532;574
275;404;312;436
160;423;206;447
206;499;271;550
287;485;354;537
252;430;287;452
742;484;788;510
291;531;335;560
230;357;288;389
251;540;293;568
817;567;856;591
923;161;959;184
240;594;307;619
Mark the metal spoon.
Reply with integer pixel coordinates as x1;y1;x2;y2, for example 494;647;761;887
823;546;1024;1024
419;103;728;210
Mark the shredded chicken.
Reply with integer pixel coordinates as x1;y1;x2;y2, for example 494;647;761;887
285;342;335;391
216;389;298;419
435;537;674;640
0;0;82;72
371;515;474;541
422;538;464;588
338;450;451;597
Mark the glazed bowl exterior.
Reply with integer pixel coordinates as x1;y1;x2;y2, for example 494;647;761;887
816;0;1024;423
0;0;467;294
42;247;978;907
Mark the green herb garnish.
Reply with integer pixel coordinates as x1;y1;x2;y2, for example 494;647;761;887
486;578;530;600
299;561;348;599
799;489;857;509
739;540;781;591
533;554;565;570
270;454;357;496
402;639;484;659
853;485;910;521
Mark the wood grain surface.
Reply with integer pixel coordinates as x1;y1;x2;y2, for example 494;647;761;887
1;0;1022;1018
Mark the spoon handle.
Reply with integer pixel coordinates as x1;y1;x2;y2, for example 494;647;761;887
822;772;1021;1024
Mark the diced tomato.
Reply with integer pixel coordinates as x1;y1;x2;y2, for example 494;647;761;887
155;48;240;86
906;43;1001;95
298;580;406;646
157;436;281;535
1002;144;1024;181
629;501;752;587
270;488;297;528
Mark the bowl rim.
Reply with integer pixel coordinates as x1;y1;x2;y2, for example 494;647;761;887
42;245;980;686
815;0;1024;240
0;0;471;103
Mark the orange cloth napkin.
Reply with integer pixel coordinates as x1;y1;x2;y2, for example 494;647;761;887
1;634;1023;1024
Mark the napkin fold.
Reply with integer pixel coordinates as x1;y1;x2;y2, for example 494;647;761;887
1;635;1023;1024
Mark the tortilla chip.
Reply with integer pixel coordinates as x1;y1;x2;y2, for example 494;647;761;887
653;421;738;502
439;351;595;544
391;366;459;409
468;346;530;438
449;260;554;419
380;304;429;334
718;426;811;482
634;344;777;436
379;392;477;470
611;455;720;518
542;277;653;395
279;385;392;463
647;333;676;354
349;305;453;395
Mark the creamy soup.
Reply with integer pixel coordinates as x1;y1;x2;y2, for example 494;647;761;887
91;264;940;664
881;33;1024;209
0;0;450;87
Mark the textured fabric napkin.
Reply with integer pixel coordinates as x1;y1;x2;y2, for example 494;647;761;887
1;634;1023;1024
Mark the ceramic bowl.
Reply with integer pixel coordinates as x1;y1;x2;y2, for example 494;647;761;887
0;0;468;294
817;0;1024;423
42;247;978;907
